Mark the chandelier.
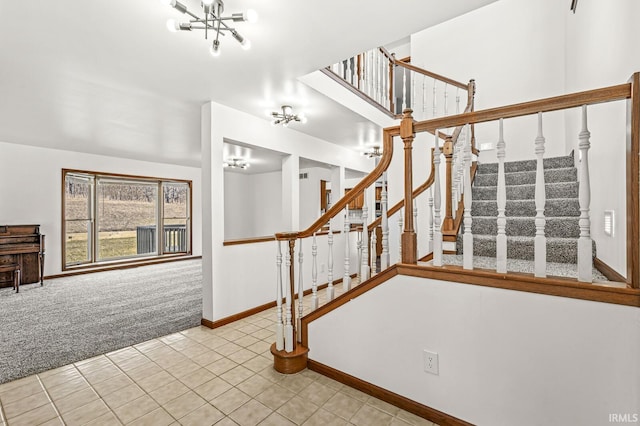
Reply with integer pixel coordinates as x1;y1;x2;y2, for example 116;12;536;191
363;146;382;158
162;0;258;57
223;158;250;169
270;105;307;127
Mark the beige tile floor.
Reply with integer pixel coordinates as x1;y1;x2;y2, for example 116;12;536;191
0;283;436;426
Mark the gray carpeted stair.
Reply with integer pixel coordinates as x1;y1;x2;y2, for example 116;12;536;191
458;152;595;263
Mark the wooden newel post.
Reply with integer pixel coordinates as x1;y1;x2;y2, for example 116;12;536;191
400;109;417;264
287;238;297;350
442;136;455;232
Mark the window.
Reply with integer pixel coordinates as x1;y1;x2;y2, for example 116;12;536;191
63;170;191;269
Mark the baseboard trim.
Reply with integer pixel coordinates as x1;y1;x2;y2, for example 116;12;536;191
307;359;473;426
594;257;627;284
47;255;202;280
201;274;354;330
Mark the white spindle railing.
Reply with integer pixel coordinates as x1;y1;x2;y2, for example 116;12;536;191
496;119;508;273
327;220;334;301
297;240;303;342
275;241;284;351
534;112;547;278
343;208;351;292
398;208;403;262
371;227;377;275
433;131;443;266
381;172;390;269
328;49;469;120
361;190;370;281
284;244;293;352
311;233;318;310
462;124;473;270
428;187;434;253
577;105;593;282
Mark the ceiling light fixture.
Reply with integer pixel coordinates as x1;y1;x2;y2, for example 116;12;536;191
270;105;307;127
162;0;257;57
223;158;250;169
363;146;382;158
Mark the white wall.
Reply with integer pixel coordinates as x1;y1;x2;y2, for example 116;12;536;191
224;172;254;239
411;0;567;162
299;166;332;230
563;0;640;277
309;275;640;425
253;171;283;237
0;141;202;276
202;102;372;321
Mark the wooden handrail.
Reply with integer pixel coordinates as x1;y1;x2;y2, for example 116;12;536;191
415;83;632;132
276;131;395;241
368;148;435;232
394;61;469;90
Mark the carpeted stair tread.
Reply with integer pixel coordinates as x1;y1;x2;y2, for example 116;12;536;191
459;234;595;264
476;155;574;174
474;167;577;187
471;216;580;238
471;198;580;217
472;181;578;200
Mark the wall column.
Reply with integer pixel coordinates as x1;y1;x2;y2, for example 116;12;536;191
282;154;300;232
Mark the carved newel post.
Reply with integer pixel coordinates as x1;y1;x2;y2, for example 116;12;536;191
400;109;417;264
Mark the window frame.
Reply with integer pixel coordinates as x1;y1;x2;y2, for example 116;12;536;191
62;169;192;271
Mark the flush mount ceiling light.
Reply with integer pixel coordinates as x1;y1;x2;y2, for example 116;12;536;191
363;146;382;158
161;0;257;57
270;105;307;127
223;158;250;169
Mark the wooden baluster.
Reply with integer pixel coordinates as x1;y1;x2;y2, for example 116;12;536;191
432;79;437;118
496;119;508;273
534;112;547;278
361;189;370;281
343;207;351;292
284;240;294;352
402;68;407;111
297;239;303;342
327;219;334;301
339;60;344;81
442;136;454;232
275;241;284;351
401;109;417;264
456;88;461;115
311;233;318;310
433;131;443;266
381;171;390;269
346;57;352;85
388;56;395;113
428;186;434;253
398;208;403;262
577;105;593;282
367;50;373;99
463;124;474;270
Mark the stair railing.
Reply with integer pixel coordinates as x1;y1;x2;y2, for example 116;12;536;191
397;73;640;287
271;83;474;370
324;47;472;122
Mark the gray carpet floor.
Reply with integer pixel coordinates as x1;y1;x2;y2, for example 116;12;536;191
0;259;202;384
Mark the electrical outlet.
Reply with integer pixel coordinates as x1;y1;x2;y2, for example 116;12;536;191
423;350;439;375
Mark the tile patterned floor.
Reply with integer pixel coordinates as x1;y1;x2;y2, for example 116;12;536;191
0;283;436;426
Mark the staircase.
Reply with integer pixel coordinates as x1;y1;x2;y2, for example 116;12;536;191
459;153;596;263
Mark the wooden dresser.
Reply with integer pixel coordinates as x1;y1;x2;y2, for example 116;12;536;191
0;225;45;288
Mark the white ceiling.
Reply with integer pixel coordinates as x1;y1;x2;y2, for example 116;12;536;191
0;0;496;168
